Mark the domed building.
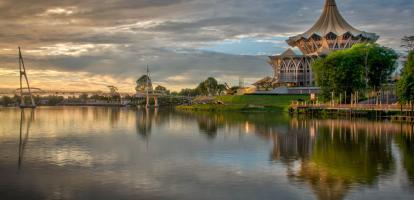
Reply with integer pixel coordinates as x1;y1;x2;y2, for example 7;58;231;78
256;0;378;90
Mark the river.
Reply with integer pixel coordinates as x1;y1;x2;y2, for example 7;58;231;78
0;107;413;200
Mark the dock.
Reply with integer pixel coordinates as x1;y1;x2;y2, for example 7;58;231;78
290;102;414;123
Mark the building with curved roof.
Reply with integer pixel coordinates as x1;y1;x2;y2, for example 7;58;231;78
287;0;378;56
256;0;379;89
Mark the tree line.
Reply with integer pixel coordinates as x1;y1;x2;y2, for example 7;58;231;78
313;36;414;103
177;77;231;97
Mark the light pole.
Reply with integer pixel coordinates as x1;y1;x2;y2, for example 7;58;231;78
365;47;370;103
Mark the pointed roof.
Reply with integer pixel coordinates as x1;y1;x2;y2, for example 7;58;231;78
281;48;297;57
287;0;378;45
270;48;303;59
252;76;274;86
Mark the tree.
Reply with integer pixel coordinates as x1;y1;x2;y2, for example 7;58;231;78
397;51;414;103
1;96;13;106
217;84;227;95
180;77;223;97
313;48;366;101
107;85;118;96
155;85;170;95
107;85;120;101
401;36;414;53
195;82;208;96
313;43;398;101
179;88;197;97
79;93;89;101
351;43;398;91
203;77;218;96
135;75;152;93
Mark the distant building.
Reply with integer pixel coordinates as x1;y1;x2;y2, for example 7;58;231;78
255;0;379;90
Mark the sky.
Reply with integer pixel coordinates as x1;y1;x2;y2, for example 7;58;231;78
0;0;413;92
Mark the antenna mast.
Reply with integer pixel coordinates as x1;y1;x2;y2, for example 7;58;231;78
18;47;36;108
146;65;150;108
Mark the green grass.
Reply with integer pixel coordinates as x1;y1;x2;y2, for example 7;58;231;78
176;94;309;112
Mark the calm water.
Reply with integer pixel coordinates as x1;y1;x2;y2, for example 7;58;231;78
0;107;413;200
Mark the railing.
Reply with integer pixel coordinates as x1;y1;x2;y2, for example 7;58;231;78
291;101;414;112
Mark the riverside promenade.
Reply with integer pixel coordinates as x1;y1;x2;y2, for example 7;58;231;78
290;102;414;122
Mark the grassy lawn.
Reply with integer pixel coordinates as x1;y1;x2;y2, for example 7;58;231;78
176;94;309;112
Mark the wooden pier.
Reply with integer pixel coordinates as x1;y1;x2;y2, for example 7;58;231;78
290;102;414;123
390;116;414;123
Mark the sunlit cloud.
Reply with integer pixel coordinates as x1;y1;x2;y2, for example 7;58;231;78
0;68;136;92
0;0;411;91
26;43;117;57
40;7;78;16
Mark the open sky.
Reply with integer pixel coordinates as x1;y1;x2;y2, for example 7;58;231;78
0;0;413;92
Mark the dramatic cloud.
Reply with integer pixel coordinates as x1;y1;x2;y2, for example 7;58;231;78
0;0;412;92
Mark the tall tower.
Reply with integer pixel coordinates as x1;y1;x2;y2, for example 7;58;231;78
18;47;36;108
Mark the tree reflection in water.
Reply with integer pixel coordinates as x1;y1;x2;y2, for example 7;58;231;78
195;112;221;139
179;111;414;200
287;120;395;200
18;109;35;170
395;125;414;185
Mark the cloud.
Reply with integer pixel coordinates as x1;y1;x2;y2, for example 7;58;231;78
0;0;412;92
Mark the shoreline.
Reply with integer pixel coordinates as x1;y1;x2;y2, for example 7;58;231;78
176;94;309;113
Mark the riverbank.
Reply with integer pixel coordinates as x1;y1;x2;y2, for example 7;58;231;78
290;103;414;122
176;95;308;112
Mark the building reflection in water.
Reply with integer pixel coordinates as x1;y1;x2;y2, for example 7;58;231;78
184;111;414;200
18;109;35;170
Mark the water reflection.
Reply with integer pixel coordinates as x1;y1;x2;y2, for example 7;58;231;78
289;120;395;200
0;108;413;200
395;127;414;185
18;109;35;170
183;111;414;199
135;108;153;139
195;112;220;139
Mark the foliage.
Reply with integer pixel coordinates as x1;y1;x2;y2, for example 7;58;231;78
203;77;218;96
352;43;398;90
179;88;198;97
397;51;414;103
79;93;89;100
195;82;208;96
312;47;366;101
155;85;170;95
90;94;108;101
401;36;414;52
312;43;398;101
179;77;225;97
107;85;119;97
31;95;64;106
217;84;227;95
177;95;309;112
0;96;14;106
135;75;152;93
